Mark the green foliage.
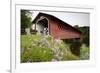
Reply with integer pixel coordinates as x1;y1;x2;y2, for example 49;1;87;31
21;34;43;49
74;25;89;46
21;48;30;63
21;46;53;62
21;10;32;34
61;47;79;60
21;35;54;62
80;44;90;60
78;26;89;46
30;46;53;62
21;35;70;62
70;39;82;56
66;51;79;60
21;34;89;63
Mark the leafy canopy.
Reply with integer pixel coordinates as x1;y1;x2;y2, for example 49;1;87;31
21;10;32;29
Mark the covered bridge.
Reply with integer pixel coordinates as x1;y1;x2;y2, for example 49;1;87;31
32;12;81;40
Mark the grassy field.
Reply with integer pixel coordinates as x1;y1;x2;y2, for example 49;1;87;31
21;34;89;63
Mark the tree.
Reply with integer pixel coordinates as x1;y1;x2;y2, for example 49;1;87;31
74;25;79;29
78;26;89;46
21;10;32;34
74;25;89;46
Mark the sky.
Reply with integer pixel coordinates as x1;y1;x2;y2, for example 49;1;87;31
31;11;90;27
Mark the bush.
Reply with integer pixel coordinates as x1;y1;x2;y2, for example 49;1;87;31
21;35;54;62
21;48;30;63
21;47;54;63
70;39;82;56
80;44;89;60
30;46;53;62
21;34;81;63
